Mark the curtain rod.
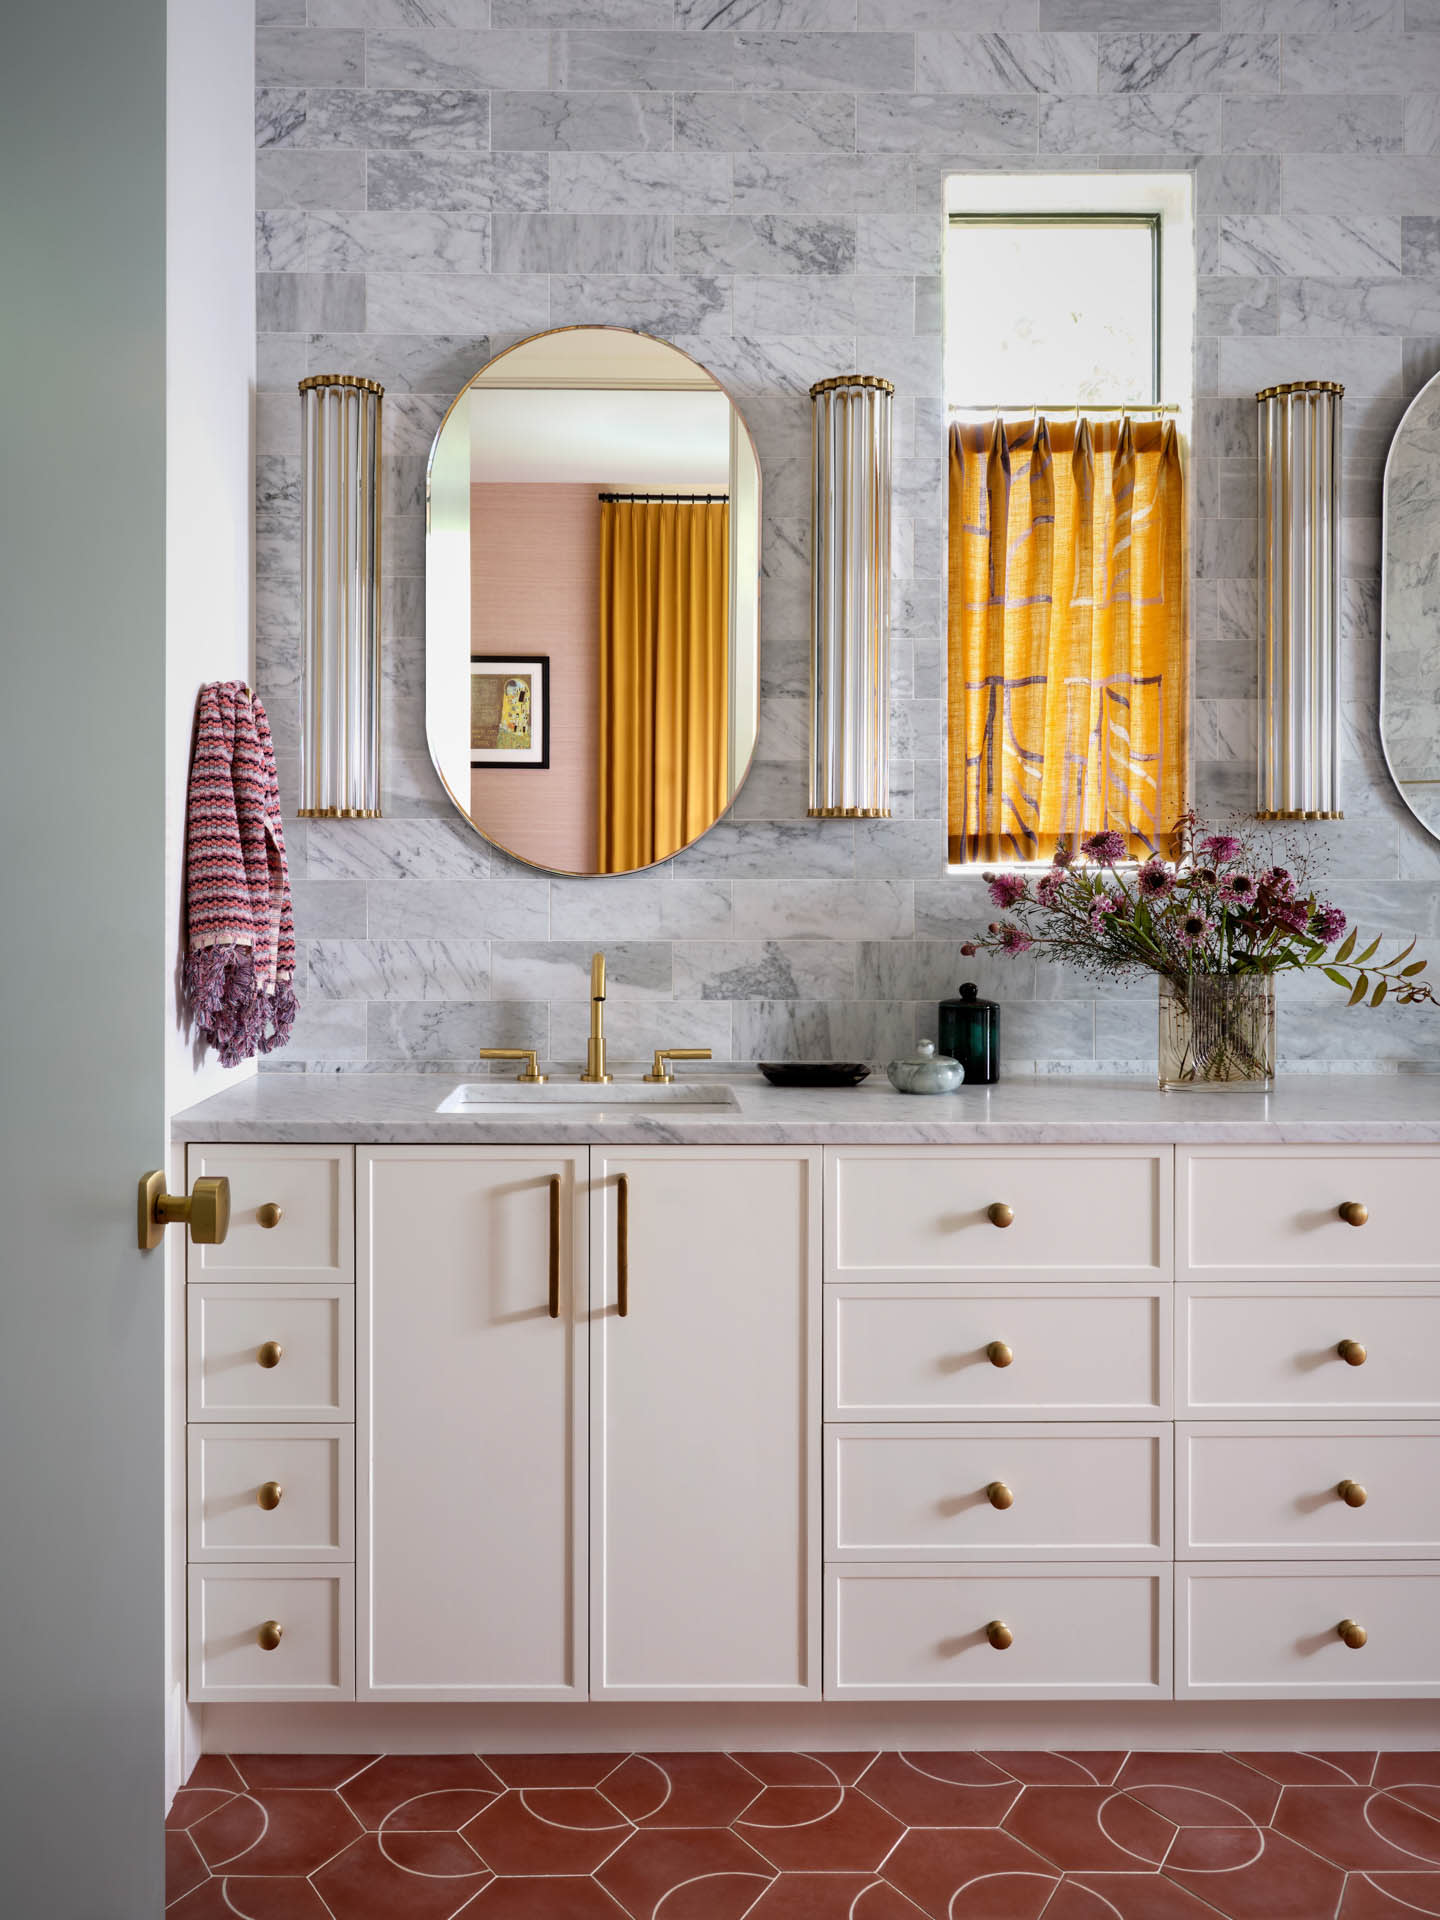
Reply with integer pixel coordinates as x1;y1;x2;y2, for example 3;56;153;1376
948;402;1180;415
597;491;730;502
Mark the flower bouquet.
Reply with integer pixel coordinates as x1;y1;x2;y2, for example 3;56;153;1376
962;814;1434;1089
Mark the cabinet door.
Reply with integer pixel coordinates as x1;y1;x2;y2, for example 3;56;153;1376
591;1147;821;1700
358;1147;586;1701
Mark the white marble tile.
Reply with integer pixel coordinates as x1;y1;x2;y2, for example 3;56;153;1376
257;210;308;272
364;272;549;335
1040;0;1221;21
366;151;551;211
268;87;492;149
857;938;1036;1000
676;91;857;149
732;877;915;936
676;213;855;273
256;150;366;210
493;89;675;151
550;999;734;1064
256;29;364;87
365;30;550;90
1224;0;1399;22
496;0;668;20
494;212;673;273
673;938;857;999
490;940;674;1001
367;880;551;940
549;152;733;212
1284;153;1440;215
1219;212;1402;276
309;939;491;1001
1220;333;1403;398
550;875;735;939
1284;30;1440;92
731;997;916;1061
306;332;490;394
286;999;368;1062
308;818;491;880
861;1;1039;22
554;28;741;89
669;820;857;877
917;31;1099;92
1197;273;1275;335
731;152;914;211
309;0;491;20
858;92;1038;151
549;274;732;337
1040;91;1222;152
309;210;491;273
1100;32;1277;93
368;1001;549;1061
682;0;859;22
257;272;365;332
1223;94;1402;154
1276;276;1440;336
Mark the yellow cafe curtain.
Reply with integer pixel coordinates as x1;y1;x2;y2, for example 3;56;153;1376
598;497;730;873
947;414;1187;867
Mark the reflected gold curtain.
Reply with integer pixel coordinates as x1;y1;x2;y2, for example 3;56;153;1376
947;415;1187;867
598;499;730;872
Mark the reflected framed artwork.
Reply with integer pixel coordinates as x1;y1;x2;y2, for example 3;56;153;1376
469;655;550;769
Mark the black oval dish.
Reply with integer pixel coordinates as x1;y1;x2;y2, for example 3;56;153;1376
758;1062;871;1088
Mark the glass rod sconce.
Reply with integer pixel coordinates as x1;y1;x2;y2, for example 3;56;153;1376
298;373;383;818
808;373;893;818
1256;379;1343;820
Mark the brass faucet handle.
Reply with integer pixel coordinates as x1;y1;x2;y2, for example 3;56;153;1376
478;1048;547;1084
644;1047;713;1084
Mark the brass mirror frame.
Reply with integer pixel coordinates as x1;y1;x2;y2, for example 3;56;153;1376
422;324;764;877
1379;363;1440;848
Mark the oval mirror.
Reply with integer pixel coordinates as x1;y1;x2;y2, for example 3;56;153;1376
1381;366;1440;843
425;325;761;875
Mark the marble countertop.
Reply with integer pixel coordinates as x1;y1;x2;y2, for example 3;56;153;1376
171;1072;1440;1145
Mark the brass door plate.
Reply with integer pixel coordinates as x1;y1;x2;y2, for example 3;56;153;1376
138;1169;168;1252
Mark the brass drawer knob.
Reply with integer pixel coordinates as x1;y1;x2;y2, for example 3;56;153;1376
257;1481;284;1511
1338;1479;1368;1508
1337;1339;1367;1367
1338;1201;1369;1227
985;1619;1014;1650
257;1620;284;1652
1337;1618;1367;1649
256;1202;284;1230
987;1202;1015;1229
986;1341;1014;1368
986;1481;1014;1509
257;1341;284;1369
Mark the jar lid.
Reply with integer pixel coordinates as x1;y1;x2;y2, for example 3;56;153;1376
942;981;992;1007
894;1039;961;1068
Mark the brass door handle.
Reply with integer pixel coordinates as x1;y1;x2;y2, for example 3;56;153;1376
987;1202;1015;1228
986;1481;1014;1509
257;1481;283;1511
548;1175;561;1320
617;1173;629;1317
986;1341;1013;1368
1338;1201;1369;1227
257;1620;284;1652
1338;1479;1368;1507
257;1341;284;1369
256;1202;283;1230
985;1620;1014;1650
644;1046;713;1084
1337;1339;1367;1366
138;1171;230;1251
1337;1618;1367;1649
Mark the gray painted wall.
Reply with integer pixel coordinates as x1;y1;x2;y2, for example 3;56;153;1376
0;3;169;1909
254;0;1440;1078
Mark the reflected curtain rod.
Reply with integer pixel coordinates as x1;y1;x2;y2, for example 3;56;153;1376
948;402;1180;415
596;491;730;502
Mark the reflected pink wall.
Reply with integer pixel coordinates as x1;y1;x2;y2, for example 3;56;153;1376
469;483;600;874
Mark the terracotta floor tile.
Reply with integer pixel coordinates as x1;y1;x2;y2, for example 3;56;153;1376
900;1752;1017;1788
1340;1873;1440;1918
978;1753;1127;1788
1392;1786;1440;1819
742;1874;912;1919
463;1787;631;1875
483;1752;624;1788
603;1752;763;1826
1234;1751;1377;1788
653;1878;784;1920
167;1789;237;1831
190;1788;362;1875
1165;1828;1346;1919
883;1827;1055;1920
1114;1753;1281;1826
311;1832;490;1920
596;1827;775;1920
1375;1757;1440;1790
1276;1786;1440;1870
184;1755;247;1792
221;1878;336;1920
857;1755;1018;1828
166;1829;210;1906
733;1754;860;1788
1367;1790;1440;1866
230;1754;376;1789
382;1829;495;1875
805;1753;883;1787
466;1878;631;1918
737;1788;906;1872
1164;1825;1267;1872
1002;1786;1172;1872
944;1869;1060;1919
1124;1783;1259;1831
1063;1875;1235;1919
380;1789;501;1833
166;1884;235;1919
342;1754;504;1828
1032;1886;1120;1920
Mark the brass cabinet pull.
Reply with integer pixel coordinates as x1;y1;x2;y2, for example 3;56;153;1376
548;1174;561;1320
138;1171;231;1251
985;1619;1014;1650
986;1341;1014;1368
257;1481;283;1511
986;1481;1014;1510
1337;1339;1367;1366
256;1202;283;1230
987;1202;1015;1229
1337;1618;1368;1649
257;1341;284;1369
257;1620;284;1652
1338;1479;1368;1508
1338;1201;1369;1227
617;1173;630;1318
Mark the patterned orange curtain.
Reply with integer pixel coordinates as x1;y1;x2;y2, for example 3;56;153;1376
947;415;1187;866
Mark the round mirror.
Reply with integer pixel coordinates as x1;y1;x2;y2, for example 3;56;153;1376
425;326;761;875
1381;366;1440;843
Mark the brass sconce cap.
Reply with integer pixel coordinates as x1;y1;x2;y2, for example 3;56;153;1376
809;373;895;397
299;373;385;395
1255;379;1345;401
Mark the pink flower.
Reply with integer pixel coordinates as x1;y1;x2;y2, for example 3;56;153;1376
1177;910;1214;948
1311;904;1347;943
1268;898;1310;936
1051;841;1075;868
959;942;978;957
1218;871;1258;904
1081;829;1128;864
1036;869;1066;907
987;872;1029;909
997;923;1034;955
1137;859;1174;898
1199;833;1242;863
1089;894;1121;933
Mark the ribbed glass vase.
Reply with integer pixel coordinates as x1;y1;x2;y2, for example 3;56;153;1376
1158;972;1275;1090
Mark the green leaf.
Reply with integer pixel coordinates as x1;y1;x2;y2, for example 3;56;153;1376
1388;938;1416;968
1348;975;1369;1007
1402;960;1429;976
1372;978;1388;1007
1323;968;1351;988
1356;937;1381;964
1335;929;1358;964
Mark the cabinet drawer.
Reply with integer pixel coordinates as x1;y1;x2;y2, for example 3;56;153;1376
188;1284;353;1421
1179;1286;1440;1418
826;1286;1168;1419
188;1565;353;1702
1179;1423;1440;1559
188;1426;353;1561
827;1147;1168;1282
1178;1562;1440;1698
825;1564;1169;1699
1179;1147;1439;1281
187;1145;353;1284
827;1425;1169;1561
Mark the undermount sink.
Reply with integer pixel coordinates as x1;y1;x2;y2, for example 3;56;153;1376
436;1080;740;1116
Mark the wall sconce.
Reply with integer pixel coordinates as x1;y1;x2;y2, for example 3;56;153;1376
1256;379;1343;821
298;374;383;818
808;374;893;819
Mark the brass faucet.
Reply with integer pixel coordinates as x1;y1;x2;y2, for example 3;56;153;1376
581;950;612;1083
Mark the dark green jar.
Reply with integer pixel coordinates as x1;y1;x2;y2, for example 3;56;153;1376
938;982;1000;1085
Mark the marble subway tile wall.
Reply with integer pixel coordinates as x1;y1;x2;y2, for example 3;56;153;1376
253;0;1440;1078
